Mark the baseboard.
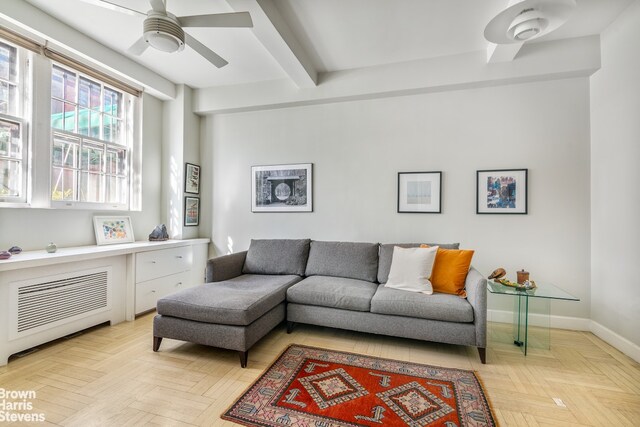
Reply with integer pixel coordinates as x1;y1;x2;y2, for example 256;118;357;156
589;321;640;363
488;309;640;363
488;309;590;330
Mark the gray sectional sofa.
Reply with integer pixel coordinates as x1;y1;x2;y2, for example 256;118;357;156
153;239;487;367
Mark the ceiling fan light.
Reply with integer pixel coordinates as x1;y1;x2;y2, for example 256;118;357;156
143;14;185;53
145;32;183;52
507;9;548;41
513;21;541;40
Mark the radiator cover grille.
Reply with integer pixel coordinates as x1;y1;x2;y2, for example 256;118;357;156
10;268;111;339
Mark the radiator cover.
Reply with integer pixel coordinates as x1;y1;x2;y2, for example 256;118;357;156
9;267;112;340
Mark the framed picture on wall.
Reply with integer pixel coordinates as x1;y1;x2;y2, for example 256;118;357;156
93;216;135;245
397;171;442;213
184;197;200;226
185;163;200;194
476;168;528;214
252;163;313;212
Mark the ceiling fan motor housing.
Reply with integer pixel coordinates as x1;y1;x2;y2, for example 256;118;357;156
143;13;185;53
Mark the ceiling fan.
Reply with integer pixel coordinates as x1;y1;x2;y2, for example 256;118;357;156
484;0;576;44
80;0;253;68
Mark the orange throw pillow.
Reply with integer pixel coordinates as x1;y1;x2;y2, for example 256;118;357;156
421;245;474;298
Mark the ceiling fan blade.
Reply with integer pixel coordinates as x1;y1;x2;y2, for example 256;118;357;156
178;12;253;28
127;37;149;56
78;0;146;17
184;34;228;68
149;0;167;14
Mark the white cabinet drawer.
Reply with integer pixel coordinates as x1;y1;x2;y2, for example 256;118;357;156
136;246;192;283
135;271;193;314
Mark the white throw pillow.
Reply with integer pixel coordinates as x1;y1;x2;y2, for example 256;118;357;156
384;246;439;294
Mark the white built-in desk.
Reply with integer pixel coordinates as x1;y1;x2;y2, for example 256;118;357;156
0;238;209;365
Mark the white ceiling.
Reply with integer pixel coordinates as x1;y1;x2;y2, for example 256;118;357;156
23;0;636;89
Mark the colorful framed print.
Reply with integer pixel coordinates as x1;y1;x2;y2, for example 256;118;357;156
184;197;200;226
185;163;200;194
477;169;528;214
252;163;313;212
398;171;442;213
93;216;135;245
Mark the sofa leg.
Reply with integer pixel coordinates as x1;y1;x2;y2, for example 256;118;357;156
287;321;295;334
239;351;248;368
478;347;486;364
153;336;162;352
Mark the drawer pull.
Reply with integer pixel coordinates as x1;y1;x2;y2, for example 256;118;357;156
151;290;156;293
176;255;183;259
151;261;157;264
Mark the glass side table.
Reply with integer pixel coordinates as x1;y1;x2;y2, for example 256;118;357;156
487;280;579;355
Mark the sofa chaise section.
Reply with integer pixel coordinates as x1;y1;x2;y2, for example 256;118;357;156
153;239;310;367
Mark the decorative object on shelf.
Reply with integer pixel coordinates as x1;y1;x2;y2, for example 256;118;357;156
517;269;530;284
494;277;537;290
397;171;442;213
488;267;506;280
148;224;169;241
0;251;11;260
252;163;313;212
8;246;22;255
477;168;528;214
93;216;135;245
46;242;57;253
184;197;200;226
184;163;201;194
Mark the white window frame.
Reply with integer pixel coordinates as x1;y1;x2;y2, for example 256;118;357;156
49;63;136;210
0;38;31;206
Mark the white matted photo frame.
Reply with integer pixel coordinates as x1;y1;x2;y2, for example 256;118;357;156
93;216;135;245
184;197;200;226
397;171;442;213
252;163;313;212
476;168;528;214
185;163;200;194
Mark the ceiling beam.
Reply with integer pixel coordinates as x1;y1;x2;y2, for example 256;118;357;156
225;0;317;88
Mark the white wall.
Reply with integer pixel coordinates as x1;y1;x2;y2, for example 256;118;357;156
203;77;591;319
161;84;201;240
590;0;640;347
0;93;163;251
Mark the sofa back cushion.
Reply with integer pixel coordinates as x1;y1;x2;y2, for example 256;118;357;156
377;242;460;284
305;241;379;282
242;239;311;276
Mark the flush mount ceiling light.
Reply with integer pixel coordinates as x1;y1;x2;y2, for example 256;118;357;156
485;0;576;44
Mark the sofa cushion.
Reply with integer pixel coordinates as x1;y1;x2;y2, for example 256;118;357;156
377;242;460;284
242;239;311;276
305;241;379;282
287;276;378;312
370;284;474;323
385;246;438;294
157;274;302;326
429;248;475;298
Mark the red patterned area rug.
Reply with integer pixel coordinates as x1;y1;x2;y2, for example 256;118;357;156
222;344;496;427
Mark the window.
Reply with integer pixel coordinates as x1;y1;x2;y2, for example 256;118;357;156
50;65;130;207
0;40;28;203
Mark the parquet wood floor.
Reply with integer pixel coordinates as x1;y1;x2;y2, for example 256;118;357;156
1;313;638;426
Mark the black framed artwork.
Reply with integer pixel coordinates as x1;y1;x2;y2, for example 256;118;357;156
476;168;528;214
184;196;200;226
397;171;442;213
185;163;200;194
251;163;313;212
